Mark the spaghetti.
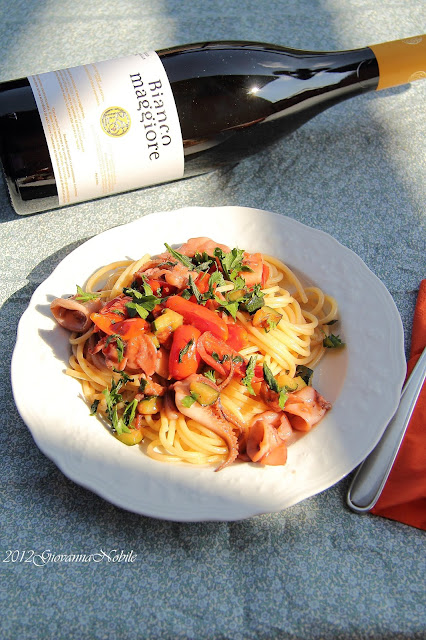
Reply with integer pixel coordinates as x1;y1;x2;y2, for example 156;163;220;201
51;237;342;470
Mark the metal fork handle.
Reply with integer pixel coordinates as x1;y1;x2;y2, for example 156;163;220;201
347;347;426;514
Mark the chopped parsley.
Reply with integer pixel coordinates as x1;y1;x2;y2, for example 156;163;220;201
138;377;148;393
214;247;253;283
188;275;202;303
123;286;159;319
241;355;257;395
113;370;134;385
106;334;125;362
178;338;194;362
121;399;138;430
295;365;313;386
102;374;137;435
204;370;216;382
262;362;280;393
181;394;197;408
216;299;240;320
240;284;265;314
90;399;99;415
75;285;101;303
164;243;194;269
209;270;225;293
323;334;345;349
192;251;214;272
262;362;289;409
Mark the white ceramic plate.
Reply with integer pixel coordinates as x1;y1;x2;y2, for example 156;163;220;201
11;206;406;521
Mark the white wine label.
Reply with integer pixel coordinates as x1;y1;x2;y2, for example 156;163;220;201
28;53;184;206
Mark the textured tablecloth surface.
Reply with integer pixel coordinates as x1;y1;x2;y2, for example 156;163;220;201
1;1;425;639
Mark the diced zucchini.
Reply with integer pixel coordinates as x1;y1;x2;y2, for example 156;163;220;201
276;373;306;392
151;308;183;335
114;429;143;445
226;288;246;303
252;306;282;331
137;396;163;415
189;381;219;406
147;332;160;349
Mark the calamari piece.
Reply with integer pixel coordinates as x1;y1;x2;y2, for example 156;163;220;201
50;296;102;333
245;411;292;466
125;333;158;376
284;386;331;432
138;262;198;290
173;374;238;471
239;252;264;288
176;237;231;257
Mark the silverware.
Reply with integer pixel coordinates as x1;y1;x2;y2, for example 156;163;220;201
347;346;426;514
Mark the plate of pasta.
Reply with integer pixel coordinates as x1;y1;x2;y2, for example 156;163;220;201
11;206;405;521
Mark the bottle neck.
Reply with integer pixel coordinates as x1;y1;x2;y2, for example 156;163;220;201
256;47;380;119
369;35;426;90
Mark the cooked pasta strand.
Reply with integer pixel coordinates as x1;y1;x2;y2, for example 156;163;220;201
60;242;338;469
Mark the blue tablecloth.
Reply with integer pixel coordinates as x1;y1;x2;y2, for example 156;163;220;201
1;1;425;638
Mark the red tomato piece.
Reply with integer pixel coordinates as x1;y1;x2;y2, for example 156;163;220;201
226;323;249;352
169;325;202;380
165;296;228;341
195;272;211;294
90;312;116;335
145;278;176;298
261;263;270;287
90;313;148;339
197;331;244;378
112;318;149;341
189;273;212;304
239;253;264;288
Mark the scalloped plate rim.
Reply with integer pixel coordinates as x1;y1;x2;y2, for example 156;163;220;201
11;206;406;521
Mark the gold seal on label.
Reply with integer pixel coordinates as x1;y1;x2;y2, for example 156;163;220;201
408;71;426;82
100;107;131;137
402;36;423;45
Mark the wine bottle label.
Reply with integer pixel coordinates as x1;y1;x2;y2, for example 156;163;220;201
28;53;184;206
370;36;426;91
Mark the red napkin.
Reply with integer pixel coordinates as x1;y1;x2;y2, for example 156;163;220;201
371;280;426;530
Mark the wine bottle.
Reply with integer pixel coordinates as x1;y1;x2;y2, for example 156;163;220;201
0;36;424;215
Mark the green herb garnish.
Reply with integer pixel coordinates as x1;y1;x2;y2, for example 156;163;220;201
263;362;289;409
241;284;265;314
208;270;226;294
323;334;345;349
188;275;203;303
241;355;257;395
295;365;313;386
192;251;214;272
102;375;137;435
122;399;138;429
75;285;101;303
106;334;125;362
164;243;194;269
138;377;148;393
178;339;194;363
214;247;253;283
90;399;99;415
123;286;159;319
181;394;197;408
